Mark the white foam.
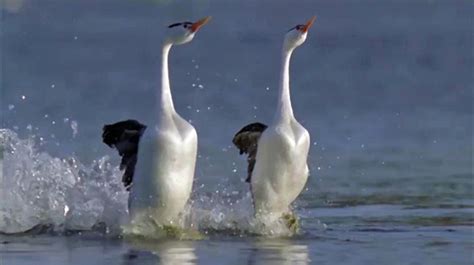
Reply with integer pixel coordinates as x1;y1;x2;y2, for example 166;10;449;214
0;129;128;234
0;129;298;237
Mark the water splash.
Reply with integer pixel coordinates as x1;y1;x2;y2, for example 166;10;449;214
188;191;298;237
0;129;298;237
0;129;128;234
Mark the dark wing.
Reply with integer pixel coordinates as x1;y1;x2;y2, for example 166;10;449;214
102;119;146;190
232;122;267;183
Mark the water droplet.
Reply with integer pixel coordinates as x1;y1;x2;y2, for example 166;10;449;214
8;104;14;110
71;120;78;138
198;84;204;89
265;87;270;91
51;84;55;88
64;205;70;216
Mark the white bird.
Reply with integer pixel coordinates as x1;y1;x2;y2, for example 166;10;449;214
233;17;316;221
102;17;211;227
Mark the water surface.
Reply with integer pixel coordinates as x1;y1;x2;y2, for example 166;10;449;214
1;0;472;264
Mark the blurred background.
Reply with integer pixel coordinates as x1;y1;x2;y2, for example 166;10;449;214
1;0;472;205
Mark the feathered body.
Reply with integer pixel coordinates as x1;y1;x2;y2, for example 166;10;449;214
102;17;210;227
233;17;315;220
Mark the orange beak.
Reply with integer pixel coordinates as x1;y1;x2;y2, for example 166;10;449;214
300;16;316;33
190;16;211;32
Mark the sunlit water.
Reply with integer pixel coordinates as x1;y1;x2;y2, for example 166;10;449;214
1;0;473;264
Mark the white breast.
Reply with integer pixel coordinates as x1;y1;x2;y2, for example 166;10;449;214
129;113;197;225
250;118;310;218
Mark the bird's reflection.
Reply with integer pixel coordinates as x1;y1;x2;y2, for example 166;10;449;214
122;236;308;265
246;239;310;265
124;239;197;265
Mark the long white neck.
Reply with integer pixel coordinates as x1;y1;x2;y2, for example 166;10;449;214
158;42;175;116
275;48;295;122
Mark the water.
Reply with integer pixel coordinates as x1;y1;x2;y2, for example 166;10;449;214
1;0;473;264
